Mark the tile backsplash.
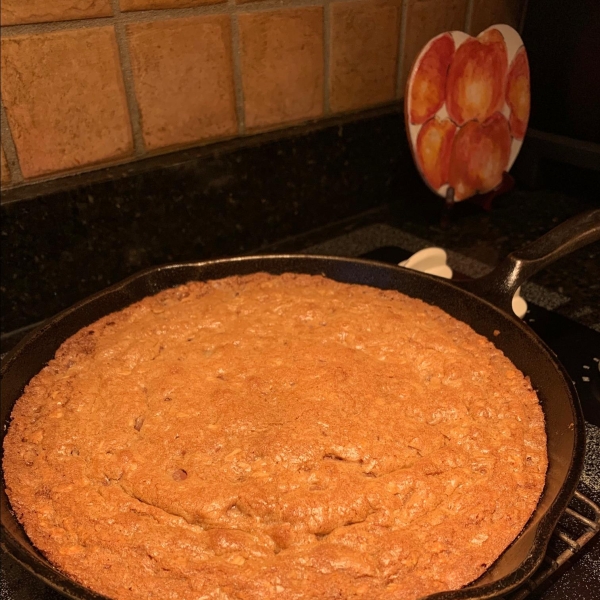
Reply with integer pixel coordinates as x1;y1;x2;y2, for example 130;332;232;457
0;0;524;189
127;15;238;149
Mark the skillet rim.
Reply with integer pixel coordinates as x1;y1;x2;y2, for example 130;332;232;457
0;254;586;600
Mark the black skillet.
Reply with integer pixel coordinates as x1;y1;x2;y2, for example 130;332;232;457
2;209;600;600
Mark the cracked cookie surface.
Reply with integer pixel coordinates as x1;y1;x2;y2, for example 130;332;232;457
3;273;547;599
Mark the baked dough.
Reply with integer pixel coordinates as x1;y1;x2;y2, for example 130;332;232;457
3;273;547;599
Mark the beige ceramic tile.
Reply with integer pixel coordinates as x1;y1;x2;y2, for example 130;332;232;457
469;0;525;35
0;0;112;26
1;148;11;185
127;16;237;150
330;1;400;113
120;0;224;10
239;7;324;130
1;28;133;179
402;0;468;92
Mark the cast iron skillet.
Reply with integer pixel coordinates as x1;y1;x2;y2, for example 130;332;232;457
2;209;599;600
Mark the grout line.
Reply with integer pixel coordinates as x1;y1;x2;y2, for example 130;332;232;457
0;102;24;184
323;1;332;115
237;0;357;9
230;6;246;135
0;0;347;36
116;0;326;21
119;4;231;23
395;0;409;100
110;0;146;156
0;17;115;37
464;0;475;34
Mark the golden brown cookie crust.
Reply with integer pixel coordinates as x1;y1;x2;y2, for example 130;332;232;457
3;273;547;600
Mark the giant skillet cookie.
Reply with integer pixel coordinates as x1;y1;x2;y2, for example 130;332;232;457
3;273;547;600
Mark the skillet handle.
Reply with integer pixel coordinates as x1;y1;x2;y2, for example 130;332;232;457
456;209;600;314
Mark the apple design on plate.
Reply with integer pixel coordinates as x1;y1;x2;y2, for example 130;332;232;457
506;46;530;140
408;33;455;125
446;28;508;126
448;112;512;200
415;117;457;190
405;24;530;201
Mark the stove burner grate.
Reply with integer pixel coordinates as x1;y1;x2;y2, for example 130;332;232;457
504;490;599;598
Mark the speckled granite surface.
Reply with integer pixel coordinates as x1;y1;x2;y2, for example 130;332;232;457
1;109;409;342
388;194;600;329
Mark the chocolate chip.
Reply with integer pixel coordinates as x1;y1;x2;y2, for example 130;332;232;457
134;417;145;431
172;469;188;481
164;397;172;402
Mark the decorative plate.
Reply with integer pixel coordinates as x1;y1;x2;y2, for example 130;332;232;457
405;25;530;201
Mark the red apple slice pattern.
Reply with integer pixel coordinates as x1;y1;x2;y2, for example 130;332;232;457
446;28;508;126
506;46;530;140
409;33;455;125
415;117;457;190
448;112;512;200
